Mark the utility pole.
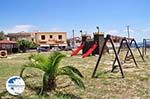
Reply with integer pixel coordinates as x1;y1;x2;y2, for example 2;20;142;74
127;25;130;39
72;29;75;48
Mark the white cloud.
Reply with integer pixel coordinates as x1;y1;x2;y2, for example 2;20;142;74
140;28;150;33
4;25;36;33
106;29;120;35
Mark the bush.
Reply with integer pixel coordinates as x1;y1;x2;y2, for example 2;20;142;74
18;40;37;52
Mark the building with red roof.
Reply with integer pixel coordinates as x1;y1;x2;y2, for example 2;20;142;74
0;39;18;53
0;39;17;44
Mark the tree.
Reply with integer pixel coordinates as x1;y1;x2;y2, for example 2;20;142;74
0;31;5;40
20;51;85;95
29;42;38;49
18;39;37;52
18;39;31;52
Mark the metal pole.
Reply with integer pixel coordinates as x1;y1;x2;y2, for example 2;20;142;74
124;39;144;62
133;39;145;61
72;30;75;48
92;35;124;78
124;40;133;62
127;25;130;39
145;39;147;55
142;39;145;57
110;37;124;78
92;37;108;78
124;38;138;68
111;38;124;72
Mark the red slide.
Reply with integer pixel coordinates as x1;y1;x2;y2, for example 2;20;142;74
82;43;98;58
71;43;85;56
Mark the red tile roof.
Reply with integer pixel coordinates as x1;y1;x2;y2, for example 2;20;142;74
0;40;17;44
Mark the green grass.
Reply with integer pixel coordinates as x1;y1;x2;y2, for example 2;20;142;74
0;49;150;99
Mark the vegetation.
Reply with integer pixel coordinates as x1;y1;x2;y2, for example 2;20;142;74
0;50;150;98
0;31;5;40
18;39;37;52
20;51;85;95
29;42;38;49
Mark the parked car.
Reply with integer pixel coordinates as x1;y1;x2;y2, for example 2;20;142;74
64;46;73;51
37;47;49;52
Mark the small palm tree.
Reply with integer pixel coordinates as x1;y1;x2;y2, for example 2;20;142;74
20;51;85;94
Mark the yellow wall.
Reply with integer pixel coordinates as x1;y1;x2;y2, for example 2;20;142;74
35;32;67;46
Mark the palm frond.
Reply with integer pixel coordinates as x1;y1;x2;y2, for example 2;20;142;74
29;54;49;66
47;51;65;76
57;66;85;89
40;73;49;95
20;51;85;94
26;54;50;71
23;61;48;72
60;66;84;78
20;67;26;77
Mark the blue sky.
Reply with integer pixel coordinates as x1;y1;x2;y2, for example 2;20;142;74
0;0;150;42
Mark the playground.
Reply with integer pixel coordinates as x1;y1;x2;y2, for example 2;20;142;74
0;32;150;98
0;29;150;98
0;48;150;98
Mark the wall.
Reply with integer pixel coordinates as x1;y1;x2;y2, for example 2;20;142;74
35;32;67;46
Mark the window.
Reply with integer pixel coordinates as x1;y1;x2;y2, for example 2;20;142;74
31;38;34;41
50;35;53;39
41;35;45;40
58;35;62;40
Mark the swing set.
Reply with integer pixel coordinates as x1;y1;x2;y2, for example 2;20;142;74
92;34;144;78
